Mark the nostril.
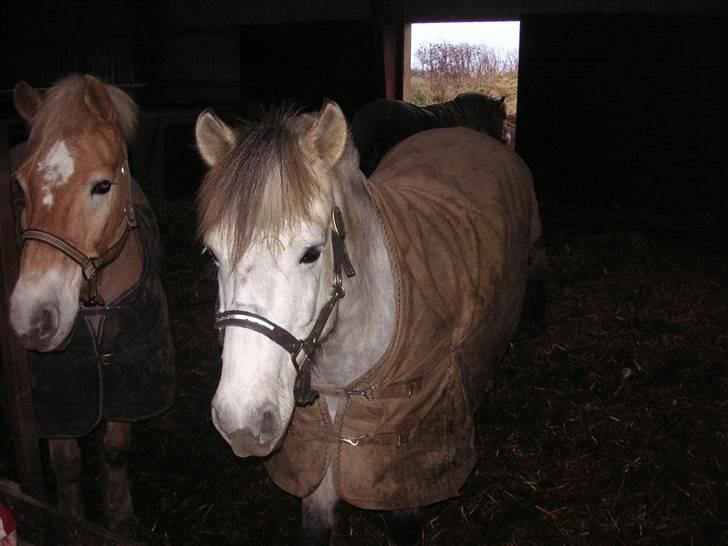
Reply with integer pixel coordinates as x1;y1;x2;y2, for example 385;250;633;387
258;410;281;445
260;411;277;436
37;307;58;339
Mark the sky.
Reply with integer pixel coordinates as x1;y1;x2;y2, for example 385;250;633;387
411;21;520;65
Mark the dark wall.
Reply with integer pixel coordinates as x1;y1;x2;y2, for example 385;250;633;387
517;15;728;211
239;21;380;116
4;3;728;209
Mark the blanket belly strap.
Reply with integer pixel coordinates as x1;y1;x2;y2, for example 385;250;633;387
290;422;416;448
313;378;423;400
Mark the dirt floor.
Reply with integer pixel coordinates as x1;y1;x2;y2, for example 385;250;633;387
1;198;727;545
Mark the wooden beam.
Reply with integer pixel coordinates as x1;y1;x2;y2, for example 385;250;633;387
0;123;45;500
0;477;142;546
374;0;406;100
381;22;398;99
401;23;412;101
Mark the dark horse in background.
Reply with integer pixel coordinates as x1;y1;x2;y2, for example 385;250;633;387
9;75;174;533
351;92;507;176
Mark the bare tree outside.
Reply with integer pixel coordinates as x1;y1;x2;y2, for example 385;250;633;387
412;42;519;115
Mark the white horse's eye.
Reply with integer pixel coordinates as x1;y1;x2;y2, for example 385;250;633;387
202;246;220;266
300;247;322;264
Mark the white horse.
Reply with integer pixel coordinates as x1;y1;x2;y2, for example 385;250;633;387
195;102;545;544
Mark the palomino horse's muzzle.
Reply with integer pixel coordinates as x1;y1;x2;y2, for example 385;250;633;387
215;207;356;406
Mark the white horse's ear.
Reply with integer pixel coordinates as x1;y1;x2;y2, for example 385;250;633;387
13;81;43;122
195;110;237;167
308;100;347;167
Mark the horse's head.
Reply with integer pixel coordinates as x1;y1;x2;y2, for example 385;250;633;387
196;102;356;457
454;92;508;143
10;75;137;351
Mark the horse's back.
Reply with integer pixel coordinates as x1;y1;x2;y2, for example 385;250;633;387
371;126;540;250
367;127;542;408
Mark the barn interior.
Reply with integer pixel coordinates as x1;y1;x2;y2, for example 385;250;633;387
0;1;726;545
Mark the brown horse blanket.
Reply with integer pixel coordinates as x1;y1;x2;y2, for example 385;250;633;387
351;93;506;176
24;183;175;438
265;128;544;509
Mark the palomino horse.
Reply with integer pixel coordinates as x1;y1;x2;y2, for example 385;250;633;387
9;75;174;532
195;102;545;544
351;92;507;176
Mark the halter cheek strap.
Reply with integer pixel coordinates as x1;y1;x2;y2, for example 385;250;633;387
20;156;138;307
215;207;356;406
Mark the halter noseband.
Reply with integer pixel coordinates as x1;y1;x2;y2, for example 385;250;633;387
20;158;138;307
215;207;356;406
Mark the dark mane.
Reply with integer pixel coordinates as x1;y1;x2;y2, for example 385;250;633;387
196;108;333;263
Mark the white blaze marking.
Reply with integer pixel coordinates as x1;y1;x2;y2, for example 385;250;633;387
38;140;74;209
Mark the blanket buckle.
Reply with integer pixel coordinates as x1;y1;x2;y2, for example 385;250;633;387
345;386;375;400
339;434;366;447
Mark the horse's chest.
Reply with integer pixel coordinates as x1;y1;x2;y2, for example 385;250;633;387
28;274;175;438
26;201;175;438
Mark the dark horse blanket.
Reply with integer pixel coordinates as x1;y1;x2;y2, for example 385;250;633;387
351;93;506;176
265;128;544;510
22;180;175;438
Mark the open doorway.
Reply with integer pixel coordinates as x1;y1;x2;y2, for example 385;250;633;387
406;21;520;145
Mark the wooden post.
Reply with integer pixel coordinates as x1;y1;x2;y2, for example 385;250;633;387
373;0;406;100
0;123;45;500
401;23;412;101
381;21;398;100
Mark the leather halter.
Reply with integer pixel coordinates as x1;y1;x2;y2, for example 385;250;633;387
215;207;356;406
20;158;138;307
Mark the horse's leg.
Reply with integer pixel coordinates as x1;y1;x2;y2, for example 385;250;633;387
516;236;549;340
101;420;137;533
301;468;343;545
382;508;423;546
48;438;85;519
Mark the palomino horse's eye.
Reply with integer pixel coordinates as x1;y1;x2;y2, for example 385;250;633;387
91;180;112;195
300;247;322;264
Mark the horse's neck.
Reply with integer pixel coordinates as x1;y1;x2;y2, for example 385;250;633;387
316;170;396;388
96;179;145;303
97;230;143;303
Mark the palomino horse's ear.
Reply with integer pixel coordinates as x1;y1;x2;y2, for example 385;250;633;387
13;81;43;122
83;75;117;125
308;100;347;168
195;110;237;167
